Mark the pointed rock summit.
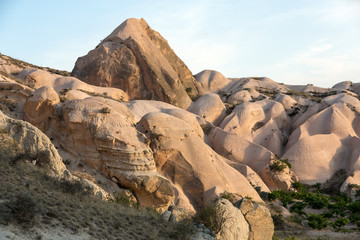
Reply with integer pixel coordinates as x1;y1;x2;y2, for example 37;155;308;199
71;18;198;109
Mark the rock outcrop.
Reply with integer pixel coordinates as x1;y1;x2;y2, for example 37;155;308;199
24;88;174;210
72;18;198;109
18;68;128;101
0;110;66;175
137;112;263;211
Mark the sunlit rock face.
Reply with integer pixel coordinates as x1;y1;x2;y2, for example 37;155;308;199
72;18;199;109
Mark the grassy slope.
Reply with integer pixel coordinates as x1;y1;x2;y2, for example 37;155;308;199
0;158;192;240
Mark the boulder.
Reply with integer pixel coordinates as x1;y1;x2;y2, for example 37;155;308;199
195;69;231;93
237;199;274;240
72;18;198;109
214;198;249;240
189;93;227;126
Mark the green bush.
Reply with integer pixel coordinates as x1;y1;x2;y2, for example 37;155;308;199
219;191;236;204
305;193;329;209
289;202;307;216
307;214;329;229
347;200;360;213
331;217;349;229
268;190;294;207
269;160;287;172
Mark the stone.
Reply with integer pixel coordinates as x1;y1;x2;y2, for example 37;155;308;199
214;198;249;240
161;210;172;221
243;204;274;240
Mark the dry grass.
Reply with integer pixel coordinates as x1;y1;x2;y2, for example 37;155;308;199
0;153;193;239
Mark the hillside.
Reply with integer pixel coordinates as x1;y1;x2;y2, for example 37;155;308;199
1;17;360;239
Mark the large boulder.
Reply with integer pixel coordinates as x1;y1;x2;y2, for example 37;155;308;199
72;18;198;109
237;199;274;240
214;198;249;240
137;112;263;211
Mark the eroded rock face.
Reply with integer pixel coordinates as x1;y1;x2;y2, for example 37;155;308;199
137;112;263;211
18;68;128;101
24;89;174;210
283;102;360;184
72;18;198;109
0;110;65;176
214;198;249;240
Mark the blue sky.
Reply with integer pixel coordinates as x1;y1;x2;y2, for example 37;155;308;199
0;0;359;87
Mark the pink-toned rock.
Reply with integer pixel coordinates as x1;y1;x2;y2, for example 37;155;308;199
189;93;226;126
195;70;231;93
219;99;291;156
72;18;198;109
24;91;174;210
18;68;128;101
137;112;263;210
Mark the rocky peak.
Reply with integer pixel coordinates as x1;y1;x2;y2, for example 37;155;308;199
72;18;199;109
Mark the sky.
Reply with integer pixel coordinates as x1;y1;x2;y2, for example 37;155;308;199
0;0;359;88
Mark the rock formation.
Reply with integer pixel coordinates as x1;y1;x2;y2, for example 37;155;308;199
72;18;199;109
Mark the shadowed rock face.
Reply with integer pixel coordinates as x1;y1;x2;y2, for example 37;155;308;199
72;18;198;109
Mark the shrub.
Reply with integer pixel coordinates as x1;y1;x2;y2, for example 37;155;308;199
269;160;287;172
193;205;221;233
268;190;294;207
219;191;236;204
8;192;39;223
0;202;12;224
305;193;329;209
307;214;329;229
347;200;360;213
289;202;307;216
331;217;349;229
100;107;111;114
59;179;93;195
272;214;285;230
252;121;265;131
